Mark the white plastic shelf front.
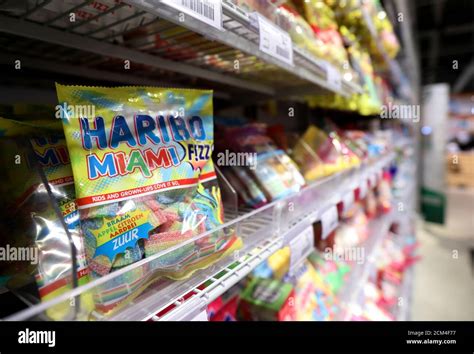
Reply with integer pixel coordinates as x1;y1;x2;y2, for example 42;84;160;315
4;153;394;321
0;0;362;99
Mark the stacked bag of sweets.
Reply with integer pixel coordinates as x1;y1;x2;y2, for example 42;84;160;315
324;0;399;62
0;117;93;320
233;250;343;321
233;0;329;68
307;251;351;296
237;277;296;321
216;122;305;206
290;260;341;321
291;119;362;181
214;118;269;209
359;0;400;60
232;0;356;82
305;26;382;114
291;0;358;81
272;3;330;65
53;85;242;317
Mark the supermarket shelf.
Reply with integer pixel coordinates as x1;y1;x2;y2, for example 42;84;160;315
0;0;362;99
4;153;394;321
337;209;396;321
337;165;417;321
112;154;394;321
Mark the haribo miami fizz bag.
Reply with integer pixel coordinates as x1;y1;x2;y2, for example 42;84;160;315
56;85;241;315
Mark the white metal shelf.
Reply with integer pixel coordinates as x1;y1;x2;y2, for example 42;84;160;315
4;153;394;321
0;0;363;99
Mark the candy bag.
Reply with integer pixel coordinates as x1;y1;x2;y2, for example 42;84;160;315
224;123;305;201
0;118;93;320
29;136;92;319
56;85;241;315
222;167;268;209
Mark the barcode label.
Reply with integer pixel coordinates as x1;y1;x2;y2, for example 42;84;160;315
289;225;314;272
255;13;293;66
321;206;338;240
161;0;222;30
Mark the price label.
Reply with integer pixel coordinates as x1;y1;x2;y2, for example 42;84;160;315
342;190;355;213
289;225;314;272
255;13;294;66
321;206;338;240
191;309;209;321
161;0;223;30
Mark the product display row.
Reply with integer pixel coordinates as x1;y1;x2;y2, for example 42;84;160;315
204;149;416;322
0;82;413;321
0;0;418;323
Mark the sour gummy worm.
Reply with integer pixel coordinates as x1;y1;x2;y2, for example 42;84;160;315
56;85;241;315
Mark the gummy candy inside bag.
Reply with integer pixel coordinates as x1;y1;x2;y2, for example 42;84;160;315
56;85;241;315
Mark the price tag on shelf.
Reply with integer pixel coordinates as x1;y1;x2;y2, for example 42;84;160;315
326;64;342;91
161;0;223;30
289;225;314;272
342;190;355;213
321;205;338;240
255;13;294;66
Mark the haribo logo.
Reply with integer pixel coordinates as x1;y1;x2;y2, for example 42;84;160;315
31;137;70;167
80;115;209;179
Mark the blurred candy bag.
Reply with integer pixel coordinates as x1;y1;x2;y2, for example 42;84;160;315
221;166;268;209
56;85;241;315
0;118;93;320
224;123;305;201
296;124;346;176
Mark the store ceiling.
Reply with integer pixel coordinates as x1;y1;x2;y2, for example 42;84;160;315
414;0;474;93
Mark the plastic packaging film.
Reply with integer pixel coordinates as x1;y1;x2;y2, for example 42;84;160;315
0;119;92;320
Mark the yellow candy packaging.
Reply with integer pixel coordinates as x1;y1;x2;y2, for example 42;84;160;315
56;84;241;315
